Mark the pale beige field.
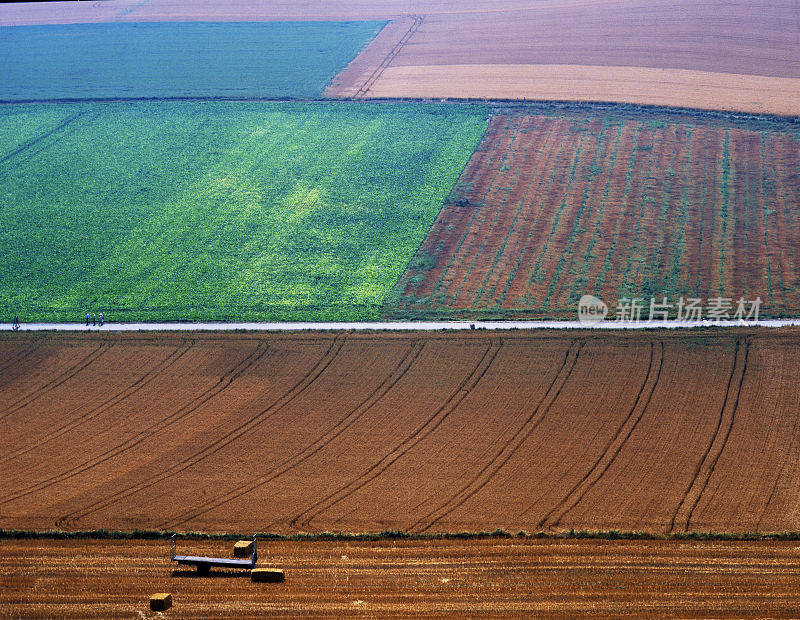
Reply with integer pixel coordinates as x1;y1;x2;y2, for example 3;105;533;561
366;65;800;117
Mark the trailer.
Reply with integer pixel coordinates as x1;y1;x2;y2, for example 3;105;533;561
170;534;257;575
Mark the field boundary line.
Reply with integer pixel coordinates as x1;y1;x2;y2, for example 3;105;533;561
1;98;798;126
0;341;194;466
164;340;426;529
0;341;270;508
670;337;750;532
57;336;347;528
539;340;664;529
0;528;800;543
412;340;584;532
4;320;800;332
426;121;521;303
289;338;502;531
353;15;423;99
450;122;525;304
5;526;800;542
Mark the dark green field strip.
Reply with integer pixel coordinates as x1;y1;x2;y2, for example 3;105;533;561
0;21;385;101
0;101;488;322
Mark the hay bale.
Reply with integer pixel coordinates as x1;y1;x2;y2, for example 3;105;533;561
233;539;254;558
251;568;285;583
150;593;172;611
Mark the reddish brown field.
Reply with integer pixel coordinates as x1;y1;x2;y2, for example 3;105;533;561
4;537;800;618
2;0;798;115
1;329;799;535
388;110;800;320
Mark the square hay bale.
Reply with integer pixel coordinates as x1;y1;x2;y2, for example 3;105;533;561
251;568;285;583
233;539;254;558
150;593;172;612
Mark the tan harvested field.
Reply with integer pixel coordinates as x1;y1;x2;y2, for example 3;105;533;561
2;0;798;115
1;330;800;535
388;110;800;320
4;537;800;618
366;66;800;118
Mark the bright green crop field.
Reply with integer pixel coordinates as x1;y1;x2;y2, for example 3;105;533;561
0;101;488;322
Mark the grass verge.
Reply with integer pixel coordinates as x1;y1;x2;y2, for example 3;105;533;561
4;528;800;542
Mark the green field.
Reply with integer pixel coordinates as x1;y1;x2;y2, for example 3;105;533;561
0;101;488;322
0;21;385;100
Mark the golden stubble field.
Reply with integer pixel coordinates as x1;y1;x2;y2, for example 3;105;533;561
4;537;800;618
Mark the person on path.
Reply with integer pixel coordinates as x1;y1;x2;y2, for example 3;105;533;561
92;312;96;326
86;313;90;327
99;313;104;327
13;314;19;330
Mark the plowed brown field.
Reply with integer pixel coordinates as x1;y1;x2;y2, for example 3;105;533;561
4;538;800;618
387;110;800;320
2;329;799;535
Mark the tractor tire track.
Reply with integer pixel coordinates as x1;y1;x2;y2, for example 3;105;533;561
0;342;194;465
354;15;423;99
164;340;426;529
57;336;346;528
670;337;750;532
2;341;270;507
290;339;503;531
0;110;90;167
411;340;584;533
757;364;800;530
757;430;798;531
539;340;664;530
0;110;100;167
0;343;39;376
0;343;109;422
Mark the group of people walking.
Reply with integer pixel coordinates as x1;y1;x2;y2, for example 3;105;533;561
85;312;104;327
9;313;108;329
